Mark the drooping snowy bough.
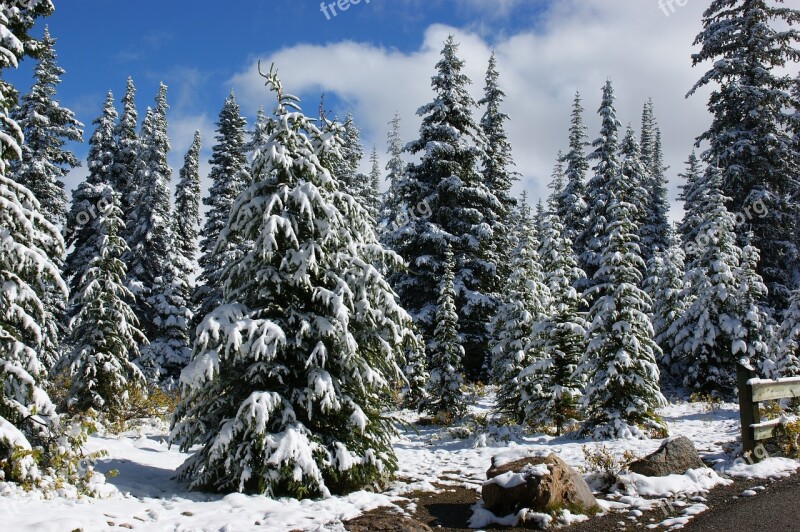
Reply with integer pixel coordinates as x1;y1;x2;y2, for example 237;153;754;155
170;65;418;498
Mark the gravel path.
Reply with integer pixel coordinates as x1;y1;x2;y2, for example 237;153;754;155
347;473;800;531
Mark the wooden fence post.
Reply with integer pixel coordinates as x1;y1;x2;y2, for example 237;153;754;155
737;363;760;457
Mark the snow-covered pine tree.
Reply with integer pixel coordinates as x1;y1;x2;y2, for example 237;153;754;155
619;125;651;270
140;132;202;382
489;199;551;423
10;25;82;228
639;101;671;262
193;91;248;330
385;36;501;379
0;0;67;485
557;92;590;263
576;157;666;439
65;91;117;315
61;187;145;415
173;131;201;286
113;77;139;240
688;0;800;313
652;130;671;244
534;199;546;248
479;51;518;284
246;105;268;156
365;145;381;225
401;337;429;411
735;237;771;368
771;287;800;378
646;243;688;376
677;151;705;263
519;196;587;434
640;99;657;172
126;84;173;344
378;112;405;236
424;246;466;418
581;81;622;290
331;112;370;203
170;65;418;498
548;152;565;204
9;25;81;367
669;166;755;397
376;123;428;409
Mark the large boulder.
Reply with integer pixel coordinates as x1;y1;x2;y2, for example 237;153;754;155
628;436;706;477
482;454;599;516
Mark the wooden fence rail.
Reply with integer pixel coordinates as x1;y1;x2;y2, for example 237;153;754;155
737;363;800;459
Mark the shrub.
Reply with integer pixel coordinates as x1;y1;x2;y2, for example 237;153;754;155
689;392;722;413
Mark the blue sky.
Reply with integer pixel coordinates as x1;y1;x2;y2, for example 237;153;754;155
8;0;714;216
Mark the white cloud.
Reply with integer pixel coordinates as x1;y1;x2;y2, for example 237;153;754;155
229;0;713;221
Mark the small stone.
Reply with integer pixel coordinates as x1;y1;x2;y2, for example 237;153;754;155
628;436;706;477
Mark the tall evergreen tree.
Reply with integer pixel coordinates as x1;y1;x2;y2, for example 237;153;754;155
520;204;587;434
65;92;117;314
378;112;405;236
688;0;800;312
649;129;672;250
171;66;416;498
619;125;651;269
193;92;248;329
424;246;466;418
640;99;657;173
246;105;268;156
736;238;772;366
647;243;688;376
141;132;202;381
113;77;139;238
126;84;173;349
639;101;672;260
479;52;517;283
677;151;705;263
365;145;381;225
670;167;768;397
548;152;566;204
173;131;201;283
10;25;82;228
331;112;370;203
0;0;67;485
385;36;501;379
490;201;550;422
576;156;666;439
9;25;81;367
557;92;590;262
581;81;622;288
61;188;145;415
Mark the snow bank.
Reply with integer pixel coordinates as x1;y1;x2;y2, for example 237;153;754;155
717;457;800;479
618;467;731;498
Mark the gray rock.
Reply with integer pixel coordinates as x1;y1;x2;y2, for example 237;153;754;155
628;435;706;477
482;453;599;516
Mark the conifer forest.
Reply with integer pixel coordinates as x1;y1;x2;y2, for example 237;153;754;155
1;1;800;530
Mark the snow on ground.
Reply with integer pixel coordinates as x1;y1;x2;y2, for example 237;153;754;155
0;391;798;531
